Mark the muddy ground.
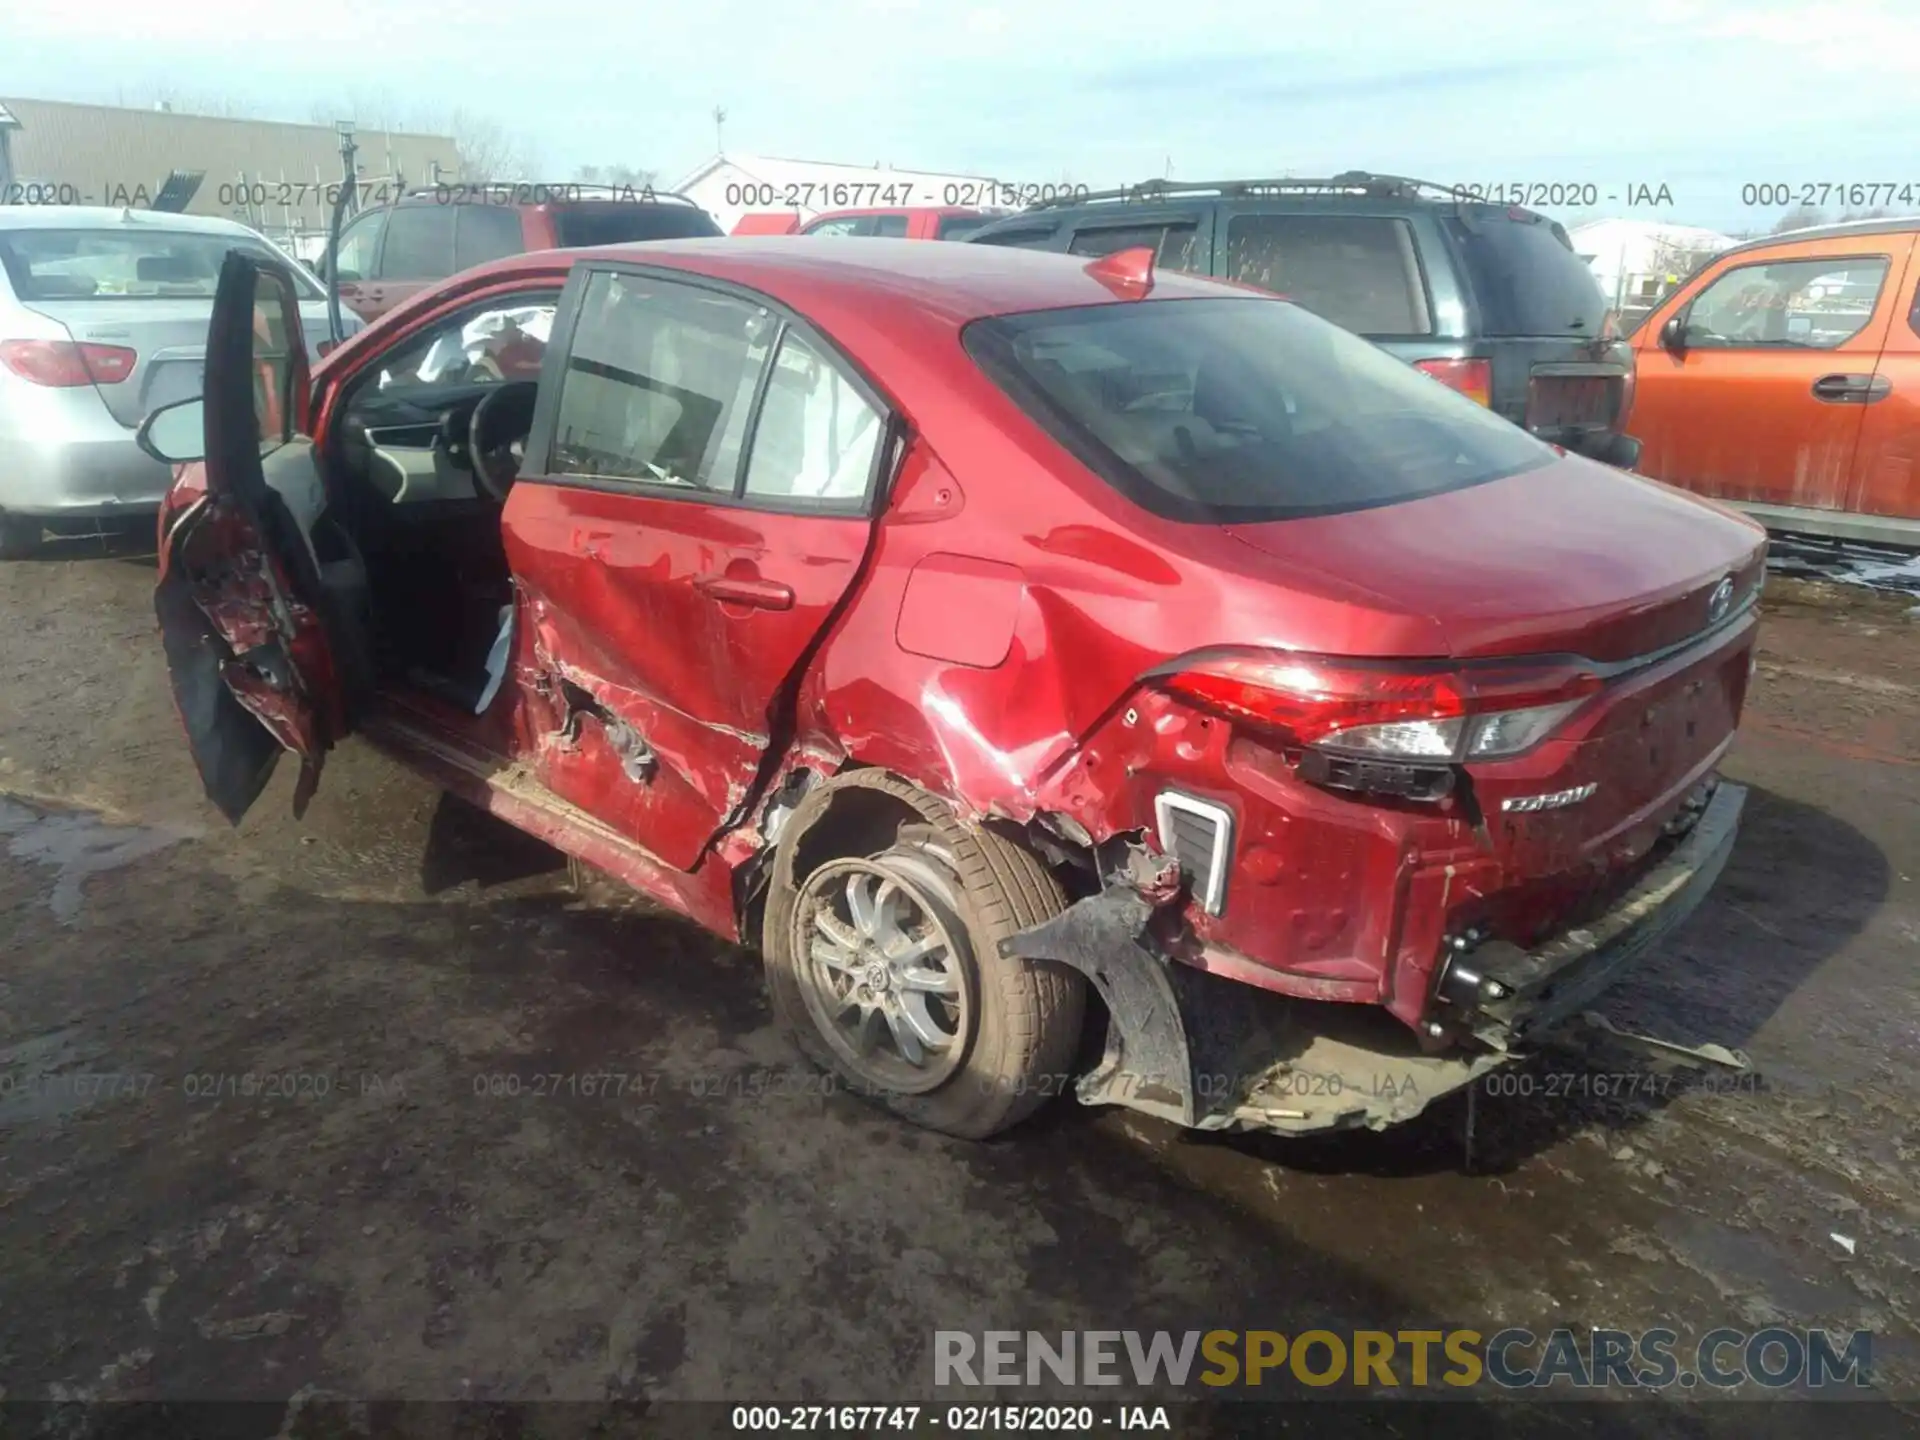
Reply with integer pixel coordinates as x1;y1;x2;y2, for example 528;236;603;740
0;538;1916;1437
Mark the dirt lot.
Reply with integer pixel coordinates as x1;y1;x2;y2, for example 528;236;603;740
0;538;1916;1436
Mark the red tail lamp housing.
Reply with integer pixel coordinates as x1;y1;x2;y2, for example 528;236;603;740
0;339;138;387
1148;649;1602;763
1412;357;1493;408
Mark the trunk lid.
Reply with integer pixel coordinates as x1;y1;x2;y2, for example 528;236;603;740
22;297;340;426
1224;454;1767;665
1225;454;1765;874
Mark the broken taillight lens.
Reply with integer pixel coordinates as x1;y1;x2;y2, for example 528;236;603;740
1411;357;1493;407
0;339;137;387
1149;650;1601;762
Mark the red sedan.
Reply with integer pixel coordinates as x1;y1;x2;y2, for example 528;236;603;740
139;237;1765;1140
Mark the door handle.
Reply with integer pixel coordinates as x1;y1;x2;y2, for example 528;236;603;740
695;574;795;611
1811;373;1890;403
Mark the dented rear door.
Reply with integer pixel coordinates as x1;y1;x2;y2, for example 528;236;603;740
504;264;888;869
154;249;347;823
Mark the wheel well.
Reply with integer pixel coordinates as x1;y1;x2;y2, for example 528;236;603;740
789;786;925;887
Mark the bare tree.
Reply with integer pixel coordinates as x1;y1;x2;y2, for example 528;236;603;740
1769;204;1827;235
1836;207;1894;224
574;163;659;189
444;109;538;182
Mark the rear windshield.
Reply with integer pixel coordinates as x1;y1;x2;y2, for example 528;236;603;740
551;204;723;248
0;228;319;301
963;296;1552;524
1443;210;1608;337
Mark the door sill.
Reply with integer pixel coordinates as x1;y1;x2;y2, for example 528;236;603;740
357;700;742;939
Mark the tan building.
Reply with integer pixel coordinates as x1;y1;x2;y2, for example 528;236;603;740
0;96;459;251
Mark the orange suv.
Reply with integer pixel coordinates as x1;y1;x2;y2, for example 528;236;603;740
1626;218;1920;544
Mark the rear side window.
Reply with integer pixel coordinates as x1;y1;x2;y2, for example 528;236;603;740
455;204;525;270
963;297;1550;524
380;205;458;280
1069;221;1203;273
742;330;885;504
937;215;992;241
871;214;909;238
550;204;724;247
332;209;385;282
1222;214;1432;336
549;271;775;490
1442;211;1607;337
968;224;1058;249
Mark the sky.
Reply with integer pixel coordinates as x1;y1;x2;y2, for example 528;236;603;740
8;0;1919;235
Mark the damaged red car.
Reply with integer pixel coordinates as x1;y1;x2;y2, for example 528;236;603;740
143;238;1765;1141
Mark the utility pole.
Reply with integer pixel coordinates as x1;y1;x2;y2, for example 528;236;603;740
712;106;728;158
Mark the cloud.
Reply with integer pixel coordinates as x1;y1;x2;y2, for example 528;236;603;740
4;0;1915;232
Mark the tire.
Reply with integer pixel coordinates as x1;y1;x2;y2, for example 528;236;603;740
0;515;42;561
764;806;1087;1140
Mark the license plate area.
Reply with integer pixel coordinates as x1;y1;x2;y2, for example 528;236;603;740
1527;374;1617;430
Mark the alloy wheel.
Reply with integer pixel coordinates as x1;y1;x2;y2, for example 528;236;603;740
790;855;974;1094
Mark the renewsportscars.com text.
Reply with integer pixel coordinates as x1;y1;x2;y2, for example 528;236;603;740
934;1328;1872;1391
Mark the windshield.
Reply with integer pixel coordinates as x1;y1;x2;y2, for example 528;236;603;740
963;296;1553;523
550;205;723;247
0;228;320;302
1442;210;1608;337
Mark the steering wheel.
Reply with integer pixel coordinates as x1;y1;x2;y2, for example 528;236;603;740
468;381;540;502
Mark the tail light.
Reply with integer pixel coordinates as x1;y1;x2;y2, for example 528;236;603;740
0;339;137;387
1149;650;1601;763
1412;357;1492;407
1619;353;1638;427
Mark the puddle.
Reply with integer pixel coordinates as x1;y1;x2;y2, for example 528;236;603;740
0;1023;120;1125
1768;537;1920;598
0;794;196;923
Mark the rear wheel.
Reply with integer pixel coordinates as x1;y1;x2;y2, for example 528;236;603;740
765;817;1086;1139
0;515;42;561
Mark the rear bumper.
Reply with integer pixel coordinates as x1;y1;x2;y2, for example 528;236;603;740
0;404;172;518
1433;778;1744;1047
1002;779;1744;1137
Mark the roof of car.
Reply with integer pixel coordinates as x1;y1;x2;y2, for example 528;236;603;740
477;234;1233;324
0;206;275;236
1709;215;1920;260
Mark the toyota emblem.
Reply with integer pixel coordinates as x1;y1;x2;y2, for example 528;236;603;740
1707;576;1735;623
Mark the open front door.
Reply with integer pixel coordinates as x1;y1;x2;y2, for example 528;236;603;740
153;250;349;824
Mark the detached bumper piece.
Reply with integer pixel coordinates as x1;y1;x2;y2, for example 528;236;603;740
1001;779;1746;1139
1434;780;1746;1050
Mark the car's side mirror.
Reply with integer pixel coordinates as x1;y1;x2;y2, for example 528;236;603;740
137;396;206;464
1659;313;1688;355
310;253;329;282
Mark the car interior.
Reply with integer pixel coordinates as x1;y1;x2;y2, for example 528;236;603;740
311;289;561;713
294;273;886;719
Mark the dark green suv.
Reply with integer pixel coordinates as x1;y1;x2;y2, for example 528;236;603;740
965;173;1641;468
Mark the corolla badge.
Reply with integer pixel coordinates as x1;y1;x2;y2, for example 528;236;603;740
1501;783;1598;813
1707;576;1735;623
